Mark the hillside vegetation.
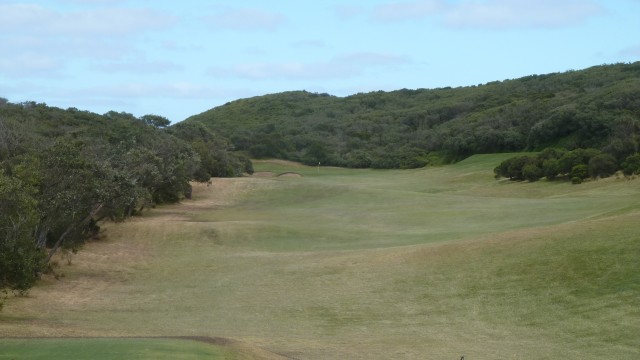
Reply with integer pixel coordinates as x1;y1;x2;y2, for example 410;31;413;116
186;62;640;168
0;102;250;298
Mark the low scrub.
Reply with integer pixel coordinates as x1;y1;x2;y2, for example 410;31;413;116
495;147;640;183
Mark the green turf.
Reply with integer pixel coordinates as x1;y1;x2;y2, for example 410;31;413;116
2;155;639;359
0;338;230;360
213;156;640;251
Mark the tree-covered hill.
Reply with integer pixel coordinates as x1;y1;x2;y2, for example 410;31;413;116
185;62;640;168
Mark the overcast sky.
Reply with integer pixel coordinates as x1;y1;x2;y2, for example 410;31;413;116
1;0;639;122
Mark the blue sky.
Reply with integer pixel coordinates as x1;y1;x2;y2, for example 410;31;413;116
1;0;639;122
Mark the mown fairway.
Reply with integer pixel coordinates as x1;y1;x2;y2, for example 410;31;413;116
0;338;232;360
1;155;639;359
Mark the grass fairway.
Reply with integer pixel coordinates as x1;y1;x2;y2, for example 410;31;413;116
0;338;231;360
1;155;639;359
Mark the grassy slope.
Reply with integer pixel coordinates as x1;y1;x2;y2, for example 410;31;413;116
1;155;639;359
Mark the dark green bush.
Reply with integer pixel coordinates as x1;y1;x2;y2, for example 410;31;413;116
522;163;543;182
622;153;640;175
570;164;589;180
542;158;561;180
588;153;618;178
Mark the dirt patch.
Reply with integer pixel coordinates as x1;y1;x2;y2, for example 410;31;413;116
253;171;276;177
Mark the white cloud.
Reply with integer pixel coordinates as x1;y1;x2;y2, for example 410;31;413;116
0;34;137;78
369;0;604;29
291;40;327;49
334;5;366;20
160;40;203;52
208;52;409;80
0;4;176;36
91;60;183;74
619;45;640;58
444;0;605;29
4;34;131;59
0;53;66;78
234;62;354;80
75;82;238;100
203;7;286;32
61;0;127;4
0;4;176;78
372;0;444;22
337;52;410;66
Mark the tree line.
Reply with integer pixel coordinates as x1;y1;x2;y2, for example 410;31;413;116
494;147;640;184
0;100;251;304
185;62;640;169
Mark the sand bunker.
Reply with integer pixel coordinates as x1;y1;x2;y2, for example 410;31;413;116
277;172;303;178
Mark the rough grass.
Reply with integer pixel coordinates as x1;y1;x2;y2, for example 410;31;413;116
1;155;639;359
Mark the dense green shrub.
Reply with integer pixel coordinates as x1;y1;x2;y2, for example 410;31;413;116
542;158;561;180
495;146;638;183
558;148;601;174
522;163;543;182
0;174;44;293
622;153;640;175
588;153;618;178
570;164;589;180
494;155;536;180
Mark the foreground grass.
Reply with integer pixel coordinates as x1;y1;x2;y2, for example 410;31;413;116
0;338;230;360
1;155;639;359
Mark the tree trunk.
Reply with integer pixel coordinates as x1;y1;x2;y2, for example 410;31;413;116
36;228;48;249
45;203;103;264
